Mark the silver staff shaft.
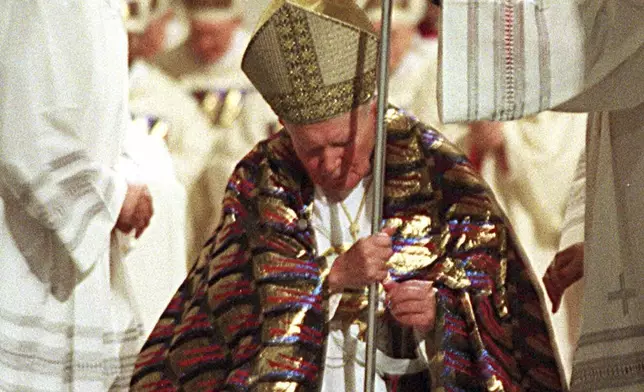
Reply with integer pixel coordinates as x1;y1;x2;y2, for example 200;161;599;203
365;0;393;391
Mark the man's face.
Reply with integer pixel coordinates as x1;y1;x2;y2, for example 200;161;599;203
190;18;241;64
286;101;376;201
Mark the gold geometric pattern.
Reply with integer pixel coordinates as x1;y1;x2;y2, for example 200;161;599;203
242;0;379;124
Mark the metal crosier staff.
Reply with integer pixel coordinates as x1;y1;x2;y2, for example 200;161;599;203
365;0;393;390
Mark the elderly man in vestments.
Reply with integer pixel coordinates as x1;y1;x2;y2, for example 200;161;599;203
0;0;152;390
130;0;565;391
440;1;644;391
154;0;278;263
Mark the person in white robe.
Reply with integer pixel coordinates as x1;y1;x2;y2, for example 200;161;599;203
545;150;586;318
0;0;152;390
439;1;644;390
154;0;278;264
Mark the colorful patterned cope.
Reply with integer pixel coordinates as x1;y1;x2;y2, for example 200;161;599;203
130;107;564;392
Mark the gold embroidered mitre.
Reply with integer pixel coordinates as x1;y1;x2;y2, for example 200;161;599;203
184;0;243;22
241;0;379;124
124;0;171;33
358;0;427;26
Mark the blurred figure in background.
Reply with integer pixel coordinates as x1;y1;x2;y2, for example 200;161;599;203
360;0;432;120
128;0;219;267
127;0;213;191
0;0;151;389
155;0;277;263
124;0;198;339
360;0;467;143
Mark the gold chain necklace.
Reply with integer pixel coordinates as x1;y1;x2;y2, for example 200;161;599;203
313;178;372;256
339;178;372;243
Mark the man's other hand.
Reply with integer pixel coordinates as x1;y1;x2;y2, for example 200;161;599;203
543;242;584;313
115;183;153;238
384;279;437;334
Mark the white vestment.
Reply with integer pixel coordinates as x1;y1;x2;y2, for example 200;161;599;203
0;0;141;390
440;1;644;390
155;30;277;263
310;180;428;392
